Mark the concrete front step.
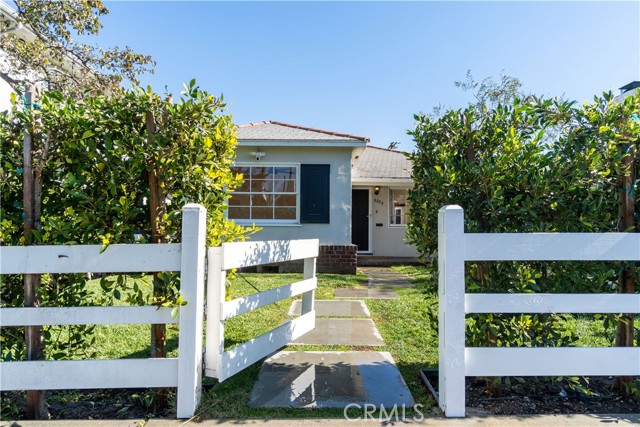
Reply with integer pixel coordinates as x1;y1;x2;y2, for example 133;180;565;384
248;351;414;408
289;318;384;346
288;300;371;317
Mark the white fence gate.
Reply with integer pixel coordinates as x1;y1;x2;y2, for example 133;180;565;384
0;204;207;418
204;239;317;381
438;205;640;417
0;203;319;418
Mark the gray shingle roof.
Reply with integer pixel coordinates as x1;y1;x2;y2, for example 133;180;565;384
352;146;412;181
236;121;369;142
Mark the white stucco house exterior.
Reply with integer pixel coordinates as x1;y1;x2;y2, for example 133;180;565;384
351;145;418;258
233;121;419;273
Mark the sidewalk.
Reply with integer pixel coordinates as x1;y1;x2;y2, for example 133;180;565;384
4;413;639;427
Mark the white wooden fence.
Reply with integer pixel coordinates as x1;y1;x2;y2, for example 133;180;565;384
204;239;318;381
0;204;207;418
0;203;319;418
438;205;640;417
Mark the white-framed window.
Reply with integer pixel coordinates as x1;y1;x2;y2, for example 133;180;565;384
389;188;410;226
229;164;299;224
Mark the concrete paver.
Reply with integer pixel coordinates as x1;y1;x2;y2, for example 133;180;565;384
359;266;414;288
289;318;384;346
248;351;414;408
288;300;370;317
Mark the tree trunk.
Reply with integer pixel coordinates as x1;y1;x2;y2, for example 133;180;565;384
23;84;47;419
614;143;637;392
146;109;169;411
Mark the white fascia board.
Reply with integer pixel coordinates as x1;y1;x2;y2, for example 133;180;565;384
352;178;414;186
237;140;367;148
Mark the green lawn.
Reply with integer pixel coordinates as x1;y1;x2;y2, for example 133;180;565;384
82;269;439;419
6;266;637;420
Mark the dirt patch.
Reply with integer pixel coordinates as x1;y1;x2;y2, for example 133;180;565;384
1;389;170;420
3;377;639;420
464;377;640;415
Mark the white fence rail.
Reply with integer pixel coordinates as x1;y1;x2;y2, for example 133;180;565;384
438;205;640;417
0;204;207;419
205;239;318;382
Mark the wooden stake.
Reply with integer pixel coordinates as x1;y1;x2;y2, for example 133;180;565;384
23;84;47;419
146;107;169;411
614;143;637;391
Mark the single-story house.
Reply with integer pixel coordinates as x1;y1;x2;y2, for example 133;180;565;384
233;120;419;273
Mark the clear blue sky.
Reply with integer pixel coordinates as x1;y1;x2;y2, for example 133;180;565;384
93;1;638;151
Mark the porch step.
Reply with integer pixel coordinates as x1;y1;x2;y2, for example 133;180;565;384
288;300;370;317
289;318;384;346
357;256;424;267
248;351;415;408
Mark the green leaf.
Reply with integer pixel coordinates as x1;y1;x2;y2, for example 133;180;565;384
82;130;94;139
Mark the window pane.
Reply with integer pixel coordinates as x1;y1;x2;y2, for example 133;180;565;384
275;207;296;220
231;166;249;176
229;193;250;206
251;167;273;180
229;207;250;219
237;180;251;192
274;194;296;207
251;194;273;207
232;167;250;191
274;167;296;179
273;179;296;193
390;189;409;225
251;179;273;192
252;207;273;219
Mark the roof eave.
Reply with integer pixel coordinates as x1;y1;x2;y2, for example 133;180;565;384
352;177;414;185
237;139;367;148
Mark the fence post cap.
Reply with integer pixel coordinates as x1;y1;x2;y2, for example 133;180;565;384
439;205;463;213
182;203;206;212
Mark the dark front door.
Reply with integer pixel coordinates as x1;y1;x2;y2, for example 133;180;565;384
352;189;369;252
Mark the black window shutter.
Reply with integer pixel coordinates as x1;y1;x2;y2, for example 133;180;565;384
300;164;330;223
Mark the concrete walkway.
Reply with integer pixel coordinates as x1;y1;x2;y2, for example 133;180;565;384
6;413;640;426
358;266;415;288
334;267;414;299
248;296;413;408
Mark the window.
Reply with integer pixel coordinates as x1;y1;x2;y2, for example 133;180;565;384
229;165;298;223
389;189;410;226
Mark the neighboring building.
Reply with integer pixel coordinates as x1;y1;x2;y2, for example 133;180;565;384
234;120;419;273
0;0;26;112
0;0;79;112
614;81;640;103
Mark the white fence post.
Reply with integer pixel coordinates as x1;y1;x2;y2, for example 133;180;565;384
301;257;316;316
176;203;207;419
438;205;466;417
204;246;226;380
